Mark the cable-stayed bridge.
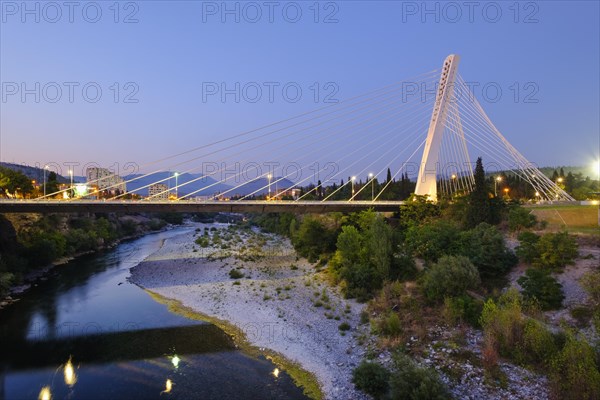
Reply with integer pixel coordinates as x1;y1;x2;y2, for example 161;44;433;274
0;55;573;214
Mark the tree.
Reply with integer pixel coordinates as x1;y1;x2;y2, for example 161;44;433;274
518;268;564;310
389;353;450;400
331;211;395;300
515;231;541;263
459;223;517;280
421;255;481;302
405;219;462;262
508;206;537;232
535;232;578;270
386;167;393;183
466;157;491;228
352;361;390;399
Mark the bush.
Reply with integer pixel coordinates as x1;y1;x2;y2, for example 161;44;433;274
518;268;564;310
389;353;450;400
508;206;537;232
459;223;517;280
581;270;600;330
521;319;558;365
338;322;351;331
442;295;483;327
480;289;525;358
352;361;390;399
381;312;402;336
515;231;540;263
534;232;578;270
405;220;462;262
292;215;337;262
229;269;244;279
421;256;480;302
550;332;600;400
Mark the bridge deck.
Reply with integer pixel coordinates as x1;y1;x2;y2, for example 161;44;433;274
0;200;404;214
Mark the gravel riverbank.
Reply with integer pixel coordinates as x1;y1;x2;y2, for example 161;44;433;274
129;223;371;400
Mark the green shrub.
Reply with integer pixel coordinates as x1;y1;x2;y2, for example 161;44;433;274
405;220;462;262
229;269;244;279
459;223;517;280
550;332;600;400
518;268;564;310
195;237;210;247
580;271;600;331
389;353;450;400
338;322;351;331
534;232;578;270
515;231;540;263
421;255;480;302
443;295;483;327
508;207;537;232
480;289;525;358
352;361;390;399
520;319;558;366
382;312;402;336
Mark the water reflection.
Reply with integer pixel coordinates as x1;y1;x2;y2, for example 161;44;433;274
63;357;77;387
170;355;180;369
38;386;51;400
162;379;173;394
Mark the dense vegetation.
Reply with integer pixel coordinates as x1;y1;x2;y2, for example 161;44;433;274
0;212;182;296
250;158;596;399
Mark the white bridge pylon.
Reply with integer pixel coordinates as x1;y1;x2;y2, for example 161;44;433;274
415;54;573;202
415;54;464;201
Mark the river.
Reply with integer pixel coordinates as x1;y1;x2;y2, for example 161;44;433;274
0;226;309;400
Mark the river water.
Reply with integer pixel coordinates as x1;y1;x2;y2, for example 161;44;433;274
0;227;308;400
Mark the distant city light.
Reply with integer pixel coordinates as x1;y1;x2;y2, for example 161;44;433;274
272;368;280;378
165;379;173;393
74;184;88;197
593;160;600;178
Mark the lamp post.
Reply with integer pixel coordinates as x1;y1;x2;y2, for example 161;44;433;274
368;173;374;201
494;176;502;197
43;165;49;197
267;173;272;200
351;176;356;200
69;169;73;198
174;172;179;200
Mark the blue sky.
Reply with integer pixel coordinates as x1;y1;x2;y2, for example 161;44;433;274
1;0;598;178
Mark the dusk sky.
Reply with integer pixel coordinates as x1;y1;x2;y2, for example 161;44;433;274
1;1;598;179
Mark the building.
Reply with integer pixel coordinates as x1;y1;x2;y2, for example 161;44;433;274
148;183;169;200
86;167;127;196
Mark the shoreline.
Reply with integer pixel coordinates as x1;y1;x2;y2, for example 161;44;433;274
129;223;372;400
0;224;176;310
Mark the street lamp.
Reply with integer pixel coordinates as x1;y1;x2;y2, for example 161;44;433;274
43;165;49;197
494;176;502;197
69;169;73;198
267;173;272;199
174;172;179;200
368;173;374;201
351;176;356;200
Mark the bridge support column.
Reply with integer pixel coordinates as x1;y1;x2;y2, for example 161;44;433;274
415;54;461;201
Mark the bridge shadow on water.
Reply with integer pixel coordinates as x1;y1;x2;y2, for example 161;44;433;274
1;324;235;370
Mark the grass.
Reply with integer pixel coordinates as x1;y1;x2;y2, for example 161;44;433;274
526;205;599;234
146;290;323;400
